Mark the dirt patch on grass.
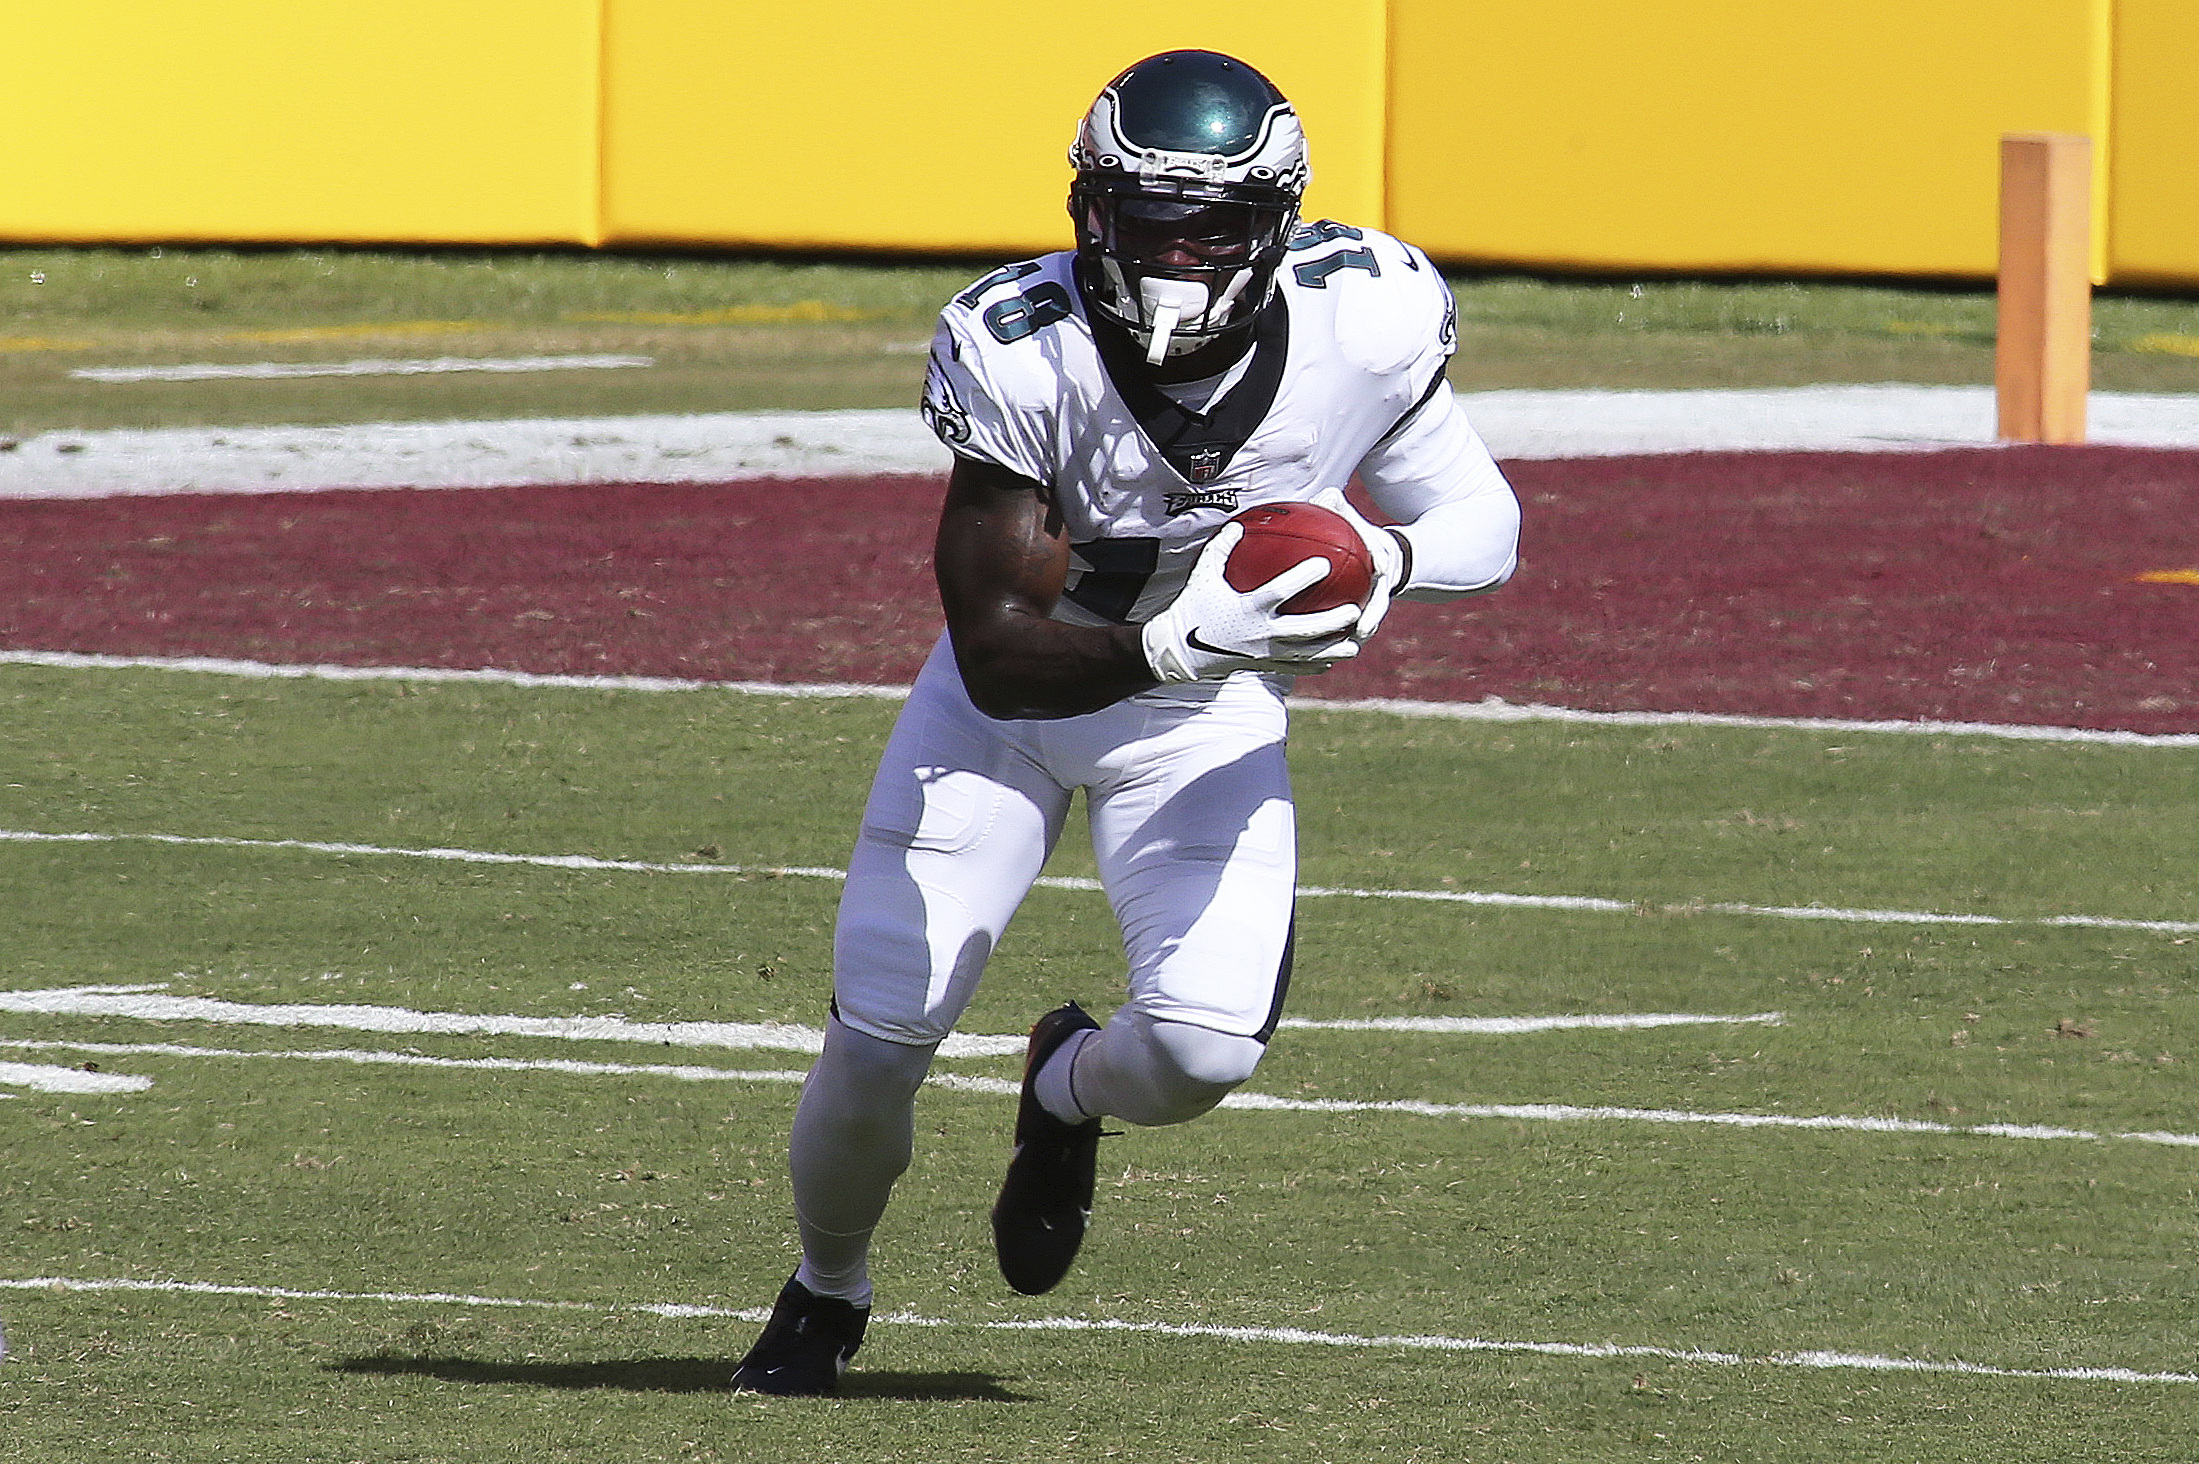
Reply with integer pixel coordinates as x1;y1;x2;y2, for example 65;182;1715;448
1;446;2192;732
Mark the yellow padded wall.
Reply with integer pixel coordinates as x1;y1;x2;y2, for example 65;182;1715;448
0;0;600;245
599;3;1387;253
2108;0;2199;285
5;0;2186;286
1387;0;2106;279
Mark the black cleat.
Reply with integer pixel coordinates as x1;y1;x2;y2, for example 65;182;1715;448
729;1275;869;1396
991;1001;1106;1295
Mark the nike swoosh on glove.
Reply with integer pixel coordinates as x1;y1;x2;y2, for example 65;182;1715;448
1325;496;1410;642
1140;521;1364;684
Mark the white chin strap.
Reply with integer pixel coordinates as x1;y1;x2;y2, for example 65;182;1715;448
1139;277;1212;365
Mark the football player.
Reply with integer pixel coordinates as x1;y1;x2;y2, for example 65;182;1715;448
733;48;1521;1395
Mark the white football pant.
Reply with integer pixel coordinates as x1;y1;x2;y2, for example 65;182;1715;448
833;636;1298;1049
787;638;1298;1304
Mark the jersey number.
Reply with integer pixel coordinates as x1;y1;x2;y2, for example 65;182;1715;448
953;261;1039;308
1065;538;1159;624
983;283;1074;343
1292;248;1380;289
956;262;1075;344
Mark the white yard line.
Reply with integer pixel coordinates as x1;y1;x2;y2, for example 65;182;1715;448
0;983;1012;1057
7;649;2195;748
1291;694;2199;751
3;1274;2192;1385
1282;1011;1788;1035
71;355;651;384
0;986;1779;1062
0;826;855;883
0;1037;895;1091
1216;1090;2199;1149
1292;879;2199;936
6;1022;2197;1151
5;824;2193;935
0;1059;151;1094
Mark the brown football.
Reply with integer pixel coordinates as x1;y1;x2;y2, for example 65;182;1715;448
1221;501;1376;613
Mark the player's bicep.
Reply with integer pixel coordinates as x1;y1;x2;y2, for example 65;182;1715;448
1359;383;1509;520
933;456;1070;633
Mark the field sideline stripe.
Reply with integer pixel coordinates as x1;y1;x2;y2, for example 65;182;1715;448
4;649;2195;748
4;1275;2191;1385
0;649;907;701
5;825;2194;936
6;1032;2197;1151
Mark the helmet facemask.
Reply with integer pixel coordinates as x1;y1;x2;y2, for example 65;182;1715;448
1073;183;1297;364
1067;51;1310;365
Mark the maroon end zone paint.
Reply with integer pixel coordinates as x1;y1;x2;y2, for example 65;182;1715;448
0;448;2192;734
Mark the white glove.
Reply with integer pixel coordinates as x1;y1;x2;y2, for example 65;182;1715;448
1327;496;1410;641
1140;522;1364;683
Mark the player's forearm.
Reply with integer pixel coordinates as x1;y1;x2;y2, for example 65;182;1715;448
947;613;1158;720
1390;492;1521;600
933;458;1158;717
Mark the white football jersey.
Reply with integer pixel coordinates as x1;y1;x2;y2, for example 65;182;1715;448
921;222;1513;630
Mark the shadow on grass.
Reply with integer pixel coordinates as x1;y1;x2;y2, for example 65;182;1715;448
332;1354;1029;1402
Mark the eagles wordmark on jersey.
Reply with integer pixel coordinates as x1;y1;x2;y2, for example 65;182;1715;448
923;220;1505;631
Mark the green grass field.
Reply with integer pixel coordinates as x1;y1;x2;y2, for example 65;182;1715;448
2;666;2194;1461
5;245;2199;436
5;246;2197;1457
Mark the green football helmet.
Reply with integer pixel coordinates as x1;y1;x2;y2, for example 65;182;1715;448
1068;51;1311;363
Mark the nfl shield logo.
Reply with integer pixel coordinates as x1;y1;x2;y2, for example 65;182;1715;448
1186;447;1223;484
